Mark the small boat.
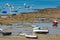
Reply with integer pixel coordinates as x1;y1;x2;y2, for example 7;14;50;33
20;33;26;36
33;27;49;33
33;30;49;33
25;34;38;39
1;16;8;18
2;32;12;36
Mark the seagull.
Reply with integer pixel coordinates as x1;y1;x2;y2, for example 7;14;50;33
5;3;11;7
11;6;21;12
24;3;33;9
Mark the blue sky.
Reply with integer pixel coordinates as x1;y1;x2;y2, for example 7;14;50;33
0;0;60;14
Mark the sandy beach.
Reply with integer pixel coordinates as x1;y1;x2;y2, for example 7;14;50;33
0;34;60;40
0;3;60;40
0;0;60;40
0;25;59;40
0;8;60;25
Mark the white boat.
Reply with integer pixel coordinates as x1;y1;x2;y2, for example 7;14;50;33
1;16;8;18
33;30;49;33
20;33;26;36
25;34;37;38
33;27;40;30
33;27;49;33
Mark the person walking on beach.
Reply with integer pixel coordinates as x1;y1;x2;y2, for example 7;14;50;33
52;19;58;28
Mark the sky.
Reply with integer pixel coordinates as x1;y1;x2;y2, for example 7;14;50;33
0;0;60;14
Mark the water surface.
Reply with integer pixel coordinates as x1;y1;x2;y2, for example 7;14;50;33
0;22;60;35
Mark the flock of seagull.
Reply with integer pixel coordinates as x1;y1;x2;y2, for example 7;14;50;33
0;3;34;13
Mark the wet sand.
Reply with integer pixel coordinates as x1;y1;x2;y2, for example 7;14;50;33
0;34;60;40
0;12;60;25
0;25;59;40
0;10;60;40
0;23;60;40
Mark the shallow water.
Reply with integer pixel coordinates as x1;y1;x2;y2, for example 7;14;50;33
32;23;60;34
0;22;60;35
